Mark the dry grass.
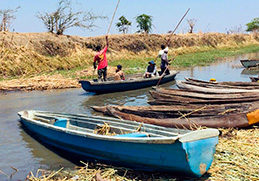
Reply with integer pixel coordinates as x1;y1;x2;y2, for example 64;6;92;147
0;32;258;77
208;127;259;181
0;74;80;91
25;127;258;181
0;32;258;91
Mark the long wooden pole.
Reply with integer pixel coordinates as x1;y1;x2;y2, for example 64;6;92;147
107;0;121;35
156;8;190;87
166;8;190;45
93;0;120;78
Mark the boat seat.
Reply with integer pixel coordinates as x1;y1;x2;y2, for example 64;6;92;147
34;116;53;124
53;118;69;128
115;132;150;138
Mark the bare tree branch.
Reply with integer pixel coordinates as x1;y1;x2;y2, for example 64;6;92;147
0;6;20;32
37;0;106;35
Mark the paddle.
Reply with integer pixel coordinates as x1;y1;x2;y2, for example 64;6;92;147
156;8;190;87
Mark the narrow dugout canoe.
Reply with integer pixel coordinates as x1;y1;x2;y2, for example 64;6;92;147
186;78;259;88
177;81;259;93
240;59;259;68
154;87;259;99
79;71;178;94
97;106;259;129
18;110;219;177
184;79;259;90
149;91;259;104
92;103;252;118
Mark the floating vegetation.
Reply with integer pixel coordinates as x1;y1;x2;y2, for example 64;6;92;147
24;127;258;181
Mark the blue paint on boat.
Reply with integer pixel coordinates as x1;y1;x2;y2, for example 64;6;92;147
79;72;178;94
115;132;148;138
18;110;219;177
53;118;68;128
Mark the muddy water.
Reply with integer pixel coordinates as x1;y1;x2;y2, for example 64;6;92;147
0;53;258;180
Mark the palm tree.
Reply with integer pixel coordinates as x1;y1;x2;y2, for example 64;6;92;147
136;14;152;34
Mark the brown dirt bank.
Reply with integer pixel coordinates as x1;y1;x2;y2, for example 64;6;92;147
0;32;258;91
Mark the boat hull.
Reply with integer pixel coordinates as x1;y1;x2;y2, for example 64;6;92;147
240;60;259;68
79;72;177;94
250;77;259;82
19;112;218;177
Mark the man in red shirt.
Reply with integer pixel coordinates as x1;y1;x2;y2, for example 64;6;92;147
93;35;109;81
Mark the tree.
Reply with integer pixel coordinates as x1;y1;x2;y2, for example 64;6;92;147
116;16;131;34
37;0;106;35
0;7;20;32
246;18;259;32
187;19;197;33
136;14;153;34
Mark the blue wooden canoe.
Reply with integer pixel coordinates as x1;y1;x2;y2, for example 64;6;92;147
18;110;219;177
79;71;178;94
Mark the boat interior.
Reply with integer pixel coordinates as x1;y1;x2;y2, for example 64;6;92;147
28;111;190;138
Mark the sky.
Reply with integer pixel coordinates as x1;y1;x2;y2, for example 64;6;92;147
0;0;258;37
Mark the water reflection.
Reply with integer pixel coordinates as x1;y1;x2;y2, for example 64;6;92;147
241;68;259;75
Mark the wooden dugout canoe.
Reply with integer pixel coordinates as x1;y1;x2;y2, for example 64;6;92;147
154;87;259;99
94;106;259;129
149;91;259;104
185;78;259;88
79;71;178;94
18;110;219;177
177;81;259;94
92;103;253;119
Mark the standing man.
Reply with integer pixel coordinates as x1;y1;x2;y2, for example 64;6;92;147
160;49;170;75
93;35;109;81
157;44;169;59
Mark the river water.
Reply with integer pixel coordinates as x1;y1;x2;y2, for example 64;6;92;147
0;53;258;180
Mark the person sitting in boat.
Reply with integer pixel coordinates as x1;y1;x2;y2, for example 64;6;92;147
114;65;125;81
144;60;157;78
160;49;171;75
93;35;109;81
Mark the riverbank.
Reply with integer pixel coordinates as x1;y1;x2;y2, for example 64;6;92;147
25;127;258;181
0;32;259;91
